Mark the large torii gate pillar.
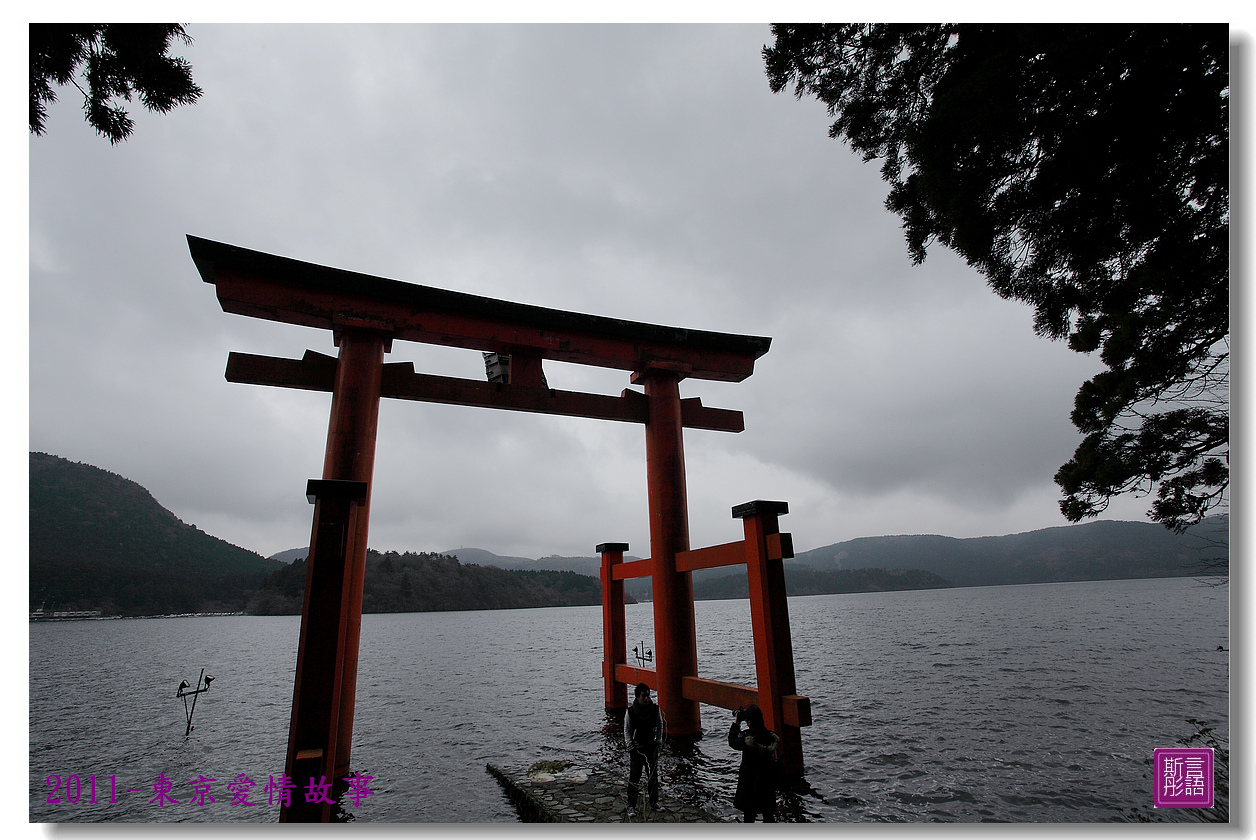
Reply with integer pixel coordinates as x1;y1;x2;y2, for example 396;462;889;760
280;330;386;822
320;331;386;778
635;365;701;736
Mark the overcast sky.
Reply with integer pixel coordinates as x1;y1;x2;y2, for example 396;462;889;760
28;22;1220;562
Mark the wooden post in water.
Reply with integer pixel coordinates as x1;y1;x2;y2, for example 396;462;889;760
599;543;630;712
281;478;367;823
736;500;807;777
281;329;386;822
323;331;387;781
633;364;701;738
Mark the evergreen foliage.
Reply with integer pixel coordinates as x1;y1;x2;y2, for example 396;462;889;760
30;23;202;143
764;24;1228;531
247;550;609;615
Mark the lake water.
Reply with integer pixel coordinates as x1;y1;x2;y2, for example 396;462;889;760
29;576;1228;823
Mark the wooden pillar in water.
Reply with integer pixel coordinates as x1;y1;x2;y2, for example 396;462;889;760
281;330;385;822
736;500;806;777
281;478;365;822
599;542;630;712
324;331;386;780
633;365;701;738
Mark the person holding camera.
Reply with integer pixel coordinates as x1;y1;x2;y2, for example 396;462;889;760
728;704;781;823
625;682;665;816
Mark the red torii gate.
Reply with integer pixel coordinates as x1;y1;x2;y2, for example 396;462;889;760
188;234;810;821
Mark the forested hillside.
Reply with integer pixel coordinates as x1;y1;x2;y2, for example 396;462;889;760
29;452;282;615
34;450;1223;619
246;550;613;615
30;452;616;618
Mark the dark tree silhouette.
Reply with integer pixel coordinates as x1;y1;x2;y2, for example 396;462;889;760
764;24;1228;531
30;23;203;144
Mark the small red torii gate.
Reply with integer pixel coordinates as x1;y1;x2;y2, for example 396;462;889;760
188;235;810;821
599;498;811;779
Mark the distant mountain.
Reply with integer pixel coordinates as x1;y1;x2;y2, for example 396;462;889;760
139;497;1226;617
443;515;1226;600
29;452;284;615
442;546;543;570
268;547;308;564
791;517;1227;588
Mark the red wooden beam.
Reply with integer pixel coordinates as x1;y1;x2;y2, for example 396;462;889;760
613;664;658;689
675;540;745;573
672;533;792;572
766;531;794;560
224;351;746;433
781;694;812;728
610;557;653;581
681;676;757;710
680;678;811;726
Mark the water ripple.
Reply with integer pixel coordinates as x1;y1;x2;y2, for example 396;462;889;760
30;577;1227;823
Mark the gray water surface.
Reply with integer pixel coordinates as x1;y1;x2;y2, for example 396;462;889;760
30;576;1227;822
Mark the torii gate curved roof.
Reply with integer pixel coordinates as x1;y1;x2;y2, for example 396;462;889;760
188;235;771;382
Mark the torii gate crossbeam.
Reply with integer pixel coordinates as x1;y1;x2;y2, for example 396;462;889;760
187;235;802;821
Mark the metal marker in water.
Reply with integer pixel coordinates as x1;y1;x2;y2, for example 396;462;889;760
176;669;214;736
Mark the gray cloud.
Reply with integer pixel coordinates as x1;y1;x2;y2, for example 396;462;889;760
28;24;1151;560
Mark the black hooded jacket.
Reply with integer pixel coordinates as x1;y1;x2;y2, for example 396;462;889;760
625;699;664;751
729;719;781;813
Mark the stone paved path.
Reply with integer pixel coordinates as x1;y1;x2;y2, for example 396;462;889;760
486;762;725;823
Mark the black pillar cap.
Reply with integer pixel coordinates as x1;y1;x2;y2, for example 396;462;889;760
731;500;789;519
596;542;630;553
306;479;369;504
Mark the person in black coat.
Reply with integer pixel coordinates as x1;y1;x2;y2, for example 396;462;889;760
625;683;665;815
728;704;781;822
